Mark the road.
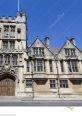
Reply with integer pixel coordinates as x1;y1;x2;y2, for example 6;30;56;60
0;100;82;106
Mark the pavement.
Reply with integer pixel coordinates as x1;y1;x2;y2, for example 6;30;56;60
0;100;82;106
0;96;82;106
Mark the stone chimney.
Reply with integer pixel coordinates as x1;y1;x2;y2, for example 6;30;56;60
70;38;76;46
44;37;50;48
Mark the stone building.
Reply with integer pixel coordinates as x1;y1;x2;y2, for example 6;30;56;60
0;11;82;100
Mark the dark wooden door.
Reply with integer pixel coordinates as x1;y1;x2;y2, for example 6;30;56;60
0;78;15;96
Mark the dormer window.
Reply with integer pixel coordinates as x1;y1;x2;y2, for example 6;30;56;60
65;48;76;57
33;47;44;55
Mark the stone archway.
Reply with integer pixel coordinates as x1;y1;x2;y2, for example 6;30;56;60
0;74;15;96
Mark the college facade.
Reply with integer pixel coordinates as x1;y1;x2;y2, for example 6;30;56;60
0;11;82;100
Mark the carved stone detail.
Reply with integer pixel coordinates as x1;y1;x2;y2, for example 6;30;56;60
0;64;18;76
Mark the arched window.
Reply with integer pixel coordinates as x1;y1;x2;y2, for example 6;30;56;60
12;55;18;65
5;55;10;64
0;55;3;65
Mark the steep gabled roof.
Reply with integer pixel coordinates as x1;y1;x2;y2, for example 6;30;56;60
54;39;82;58
50;48;60;55
29;37;54;55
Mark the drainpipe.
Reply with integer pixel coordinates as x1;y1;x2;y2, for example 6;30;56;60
55;57;60;98
30;57;34;100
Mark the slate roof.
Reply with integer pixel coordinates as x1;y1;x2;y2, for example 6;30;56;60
50;48;82;55
50;48;60;55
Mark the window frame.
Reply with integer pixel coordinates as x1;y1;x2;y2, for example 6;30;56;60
67;60;78;72
12;55;18;66
50;80;56;89
49;60;53;72
60;80;69;88
3;40;8;49
37;60;43;72
26;79;32;88
5;55;10;64
10;41;15;49
60;60;64;72
0;55;3;66
27;61;30;72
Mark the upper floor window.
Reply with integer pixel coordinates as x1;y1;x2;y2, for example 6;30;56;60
60;60;64;72
33;48;38;55
10;26;15;32
0;55;3;65
10;41;15;49
5;55;10;64
37;60;43;72
27;61;30;72
39;48;44;55
50;80;56;89
49;60;53;72
60;80;68;88
65;48;76;57
67;60;78;72
12;55;18;66
34;60;43;72
3;25;15;38
0;28;1;33
34;61;36;72
33;47;44;55
2;41;15;49
3;41;8;49
4;25;9;32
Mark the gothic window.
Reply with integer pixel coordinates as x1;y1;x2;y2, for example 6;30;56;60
0;55;3;65
26;80;32;88
4;25;16;38
10;41;15;49
60;80;68;88
0;28;1;33
33;47;38;55
49;60;53;72
37;60;43;72
60;60;64;72
39;48;44;55
3;41;8;49
4;25;9;32
67;60;78;72
12;55;18;65
5;55;10;64
65;48;76;57
65;49;70;56
50;80;56;88
34;61;36;72
10;26;15;32
10;25;15;38
33;47;44;55
27;61;30;72
71;49;76;56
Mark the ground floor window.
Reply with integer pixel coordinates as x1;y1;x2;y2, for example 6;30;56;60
50;80;56;88
60;80;68;88
26;79;32;88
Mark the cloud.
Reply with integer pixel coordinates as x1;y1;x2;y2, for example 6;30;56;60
49;12;65;29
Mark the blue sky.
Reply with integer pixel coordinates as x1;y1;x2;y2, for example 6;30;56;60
0;0;82;48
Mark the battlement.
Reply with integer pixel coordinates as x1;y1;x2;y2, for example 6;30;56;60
0;11;26;23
